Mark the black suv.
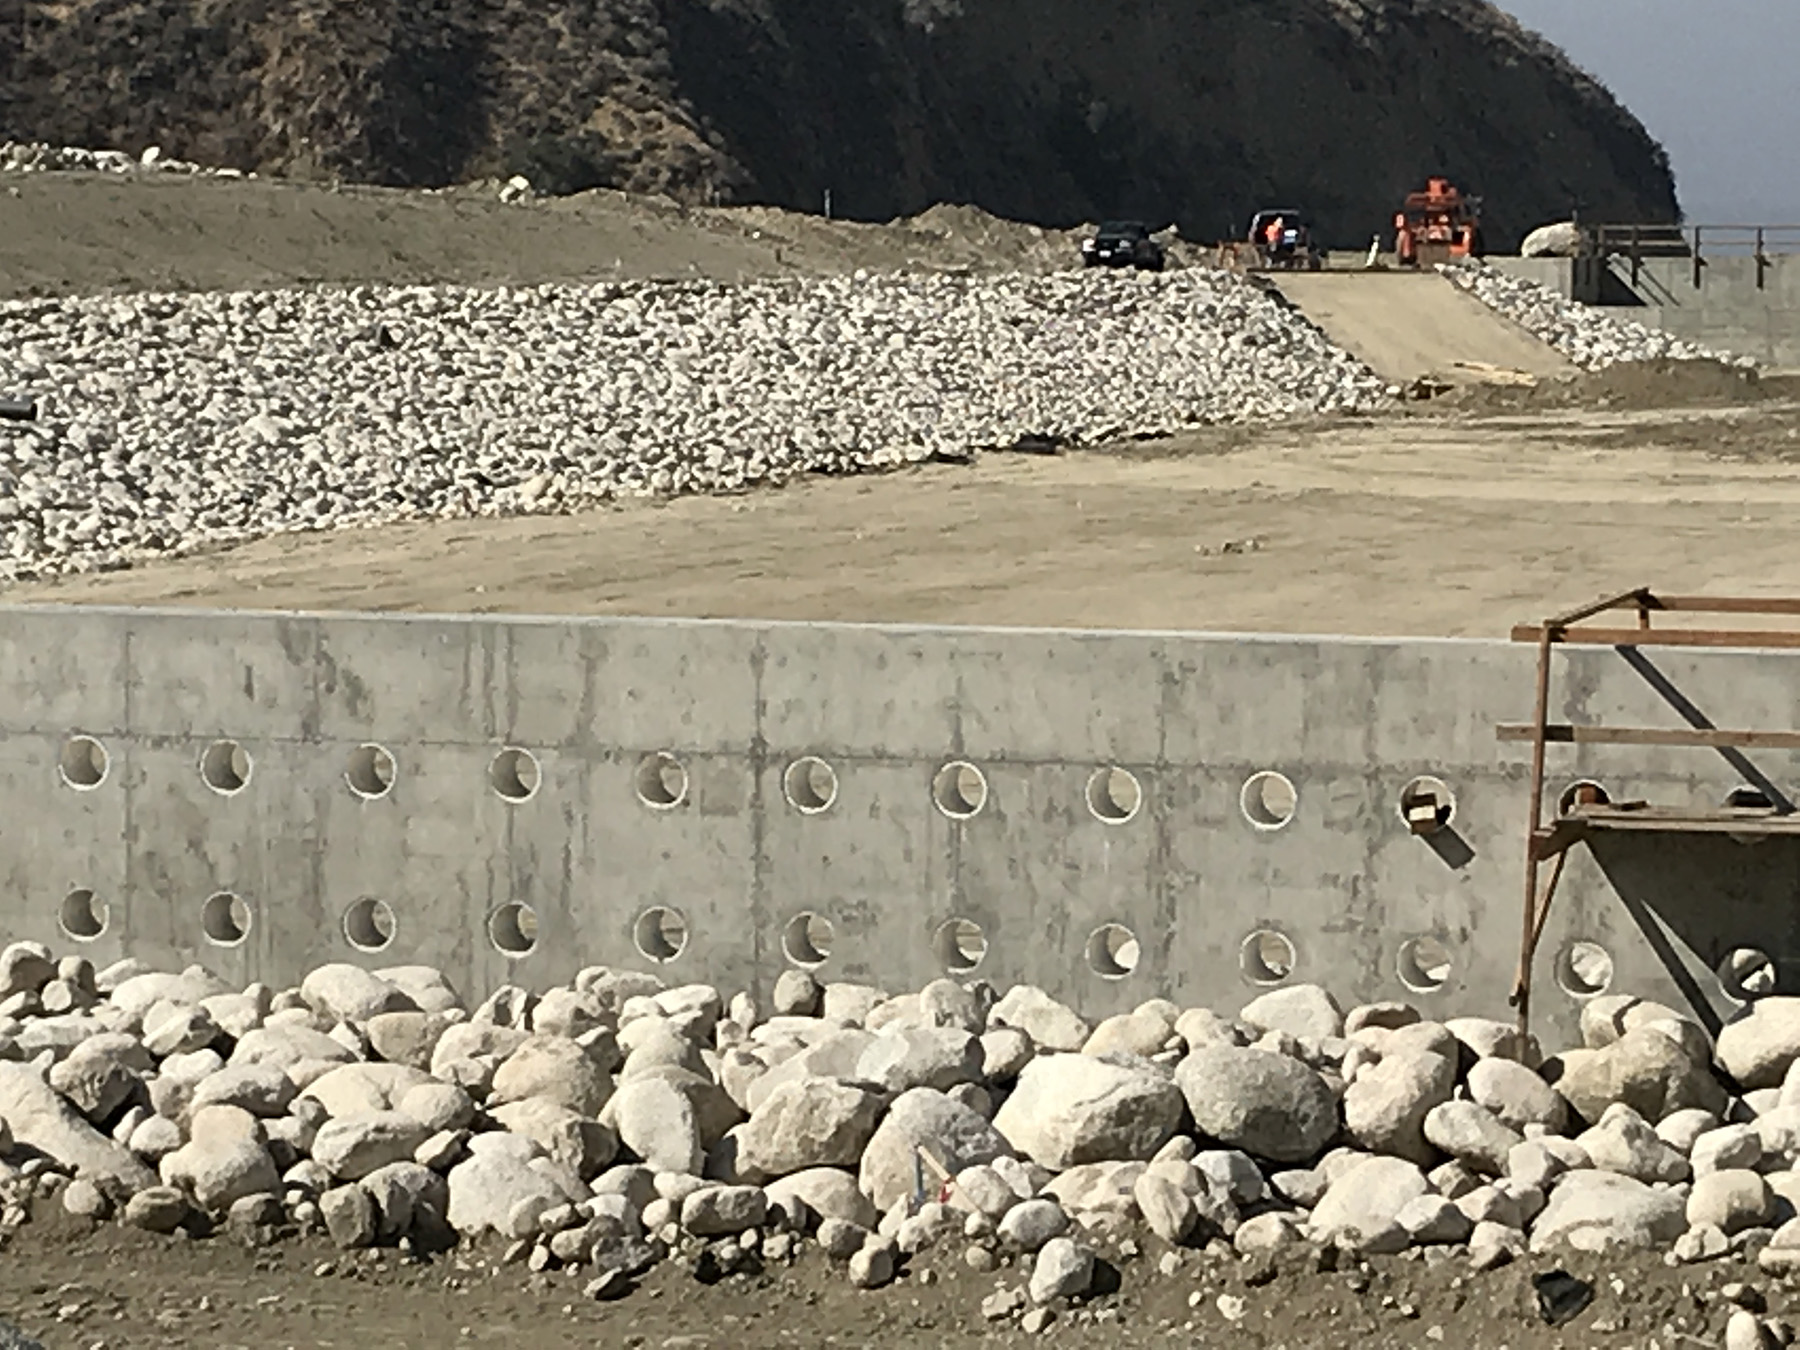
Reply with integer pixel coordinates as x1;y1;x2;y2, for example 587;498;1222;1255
1080;221;1165;272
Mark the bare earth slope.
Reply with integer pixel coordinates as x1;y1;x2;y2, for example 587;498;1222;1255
3;0;1676;247
19;401;1800;640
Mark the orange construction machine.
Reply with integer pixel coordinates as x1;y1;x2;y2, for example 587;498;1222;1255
1394;177;1483;267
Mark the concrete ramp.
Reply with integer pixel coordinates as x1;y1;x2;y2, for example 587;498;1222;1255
1271;271;1576;386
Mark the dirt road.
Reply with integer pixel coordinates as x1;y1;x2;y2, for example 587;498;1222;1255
14;397;1800;638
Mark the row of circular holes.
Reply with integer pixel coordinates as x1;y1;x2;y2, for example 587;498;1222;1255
62;736;1775;830
56;735;1458;832
52;887;1779;1005
59;736;535;804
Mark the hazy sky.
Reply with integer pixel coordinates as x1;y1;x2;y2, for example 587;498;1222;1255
1496;1;1800;223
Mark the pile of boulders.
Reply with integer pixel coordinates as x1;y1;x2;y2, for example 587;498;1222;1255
0;268;1389;581
1442;260;1754;370
0;141;241;180
4;941;1800;1335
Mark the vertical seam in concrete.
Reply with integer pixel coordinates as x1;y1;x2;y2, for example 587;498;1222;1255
948;662;964;942
1152;643;1176;992
749;634;769;1000
121;623;136;950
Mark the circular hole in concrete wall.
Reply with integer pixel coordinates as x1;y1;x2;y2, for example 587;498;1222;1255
342;898;396;953
1397;935;1455;994
1399;776;1456;836
933;918;988;973
490;748;541;803
1719;946;1778;1002
1085;767;1142;824
634;752;689;809
1085;923;1140;979
783;757;839;814
1558;780;1611;816
1240;771;1298;830
1554;940;1614;999
488;902;539;957
932;762;989;820
781;912;834;967
200;739;253;795
633;906;689;963
1727;786;1775;810
346;744;397;799
59;735;109;790
202;891;252;947
1240;929;1296;986
59;888;108;941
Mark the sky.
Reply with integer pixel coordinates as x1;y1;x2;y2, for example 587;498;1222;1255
1495;0;1800;224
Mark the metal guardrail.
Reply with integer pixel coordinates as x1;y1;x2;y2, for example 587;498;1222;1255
1585;223;1800;291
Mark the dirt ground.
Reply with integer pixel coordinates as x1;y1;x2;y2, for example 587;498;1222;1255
0;173;1076;298
0;1205;1782;1350
15;393;1800;638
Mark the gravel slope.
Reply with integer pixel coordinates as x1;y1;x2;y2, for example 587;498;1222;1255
0;269;1386;582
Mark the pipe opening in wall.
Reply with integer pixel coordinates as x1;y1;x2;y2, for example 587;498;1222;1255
1085;923;1140;979
1240;771;1298;830
933;918;988;973
1727;786;1775;810
1720;946;1778;1002
932;762;988;820
635;753;688;809
200;739;252;795
59;736;108;790
342;898;396;953
782;912;834;967
1085;767;1142;824
1397;936;1454;994
634;907;689;963
1241;929;1296;986
1399;776;1456;836
489;903;539;957
1558;780;1611;816
346;744;397;799
59;888;108;941
490;748;541;803
1554;940;1614;999
783;757;839;814
202;891;252;947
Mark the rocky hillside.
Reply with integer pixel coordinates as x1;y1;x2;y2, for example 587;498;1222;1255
1;0;1678;248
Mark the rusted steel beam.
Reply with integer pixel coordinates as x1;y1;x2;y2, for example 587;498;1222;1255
1544;587;1656;630
1509;626;1800;649
1496;724;1800;749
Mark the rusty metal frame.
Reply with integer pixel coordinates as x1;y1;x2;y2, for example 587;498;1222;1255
1503;588;1800;1034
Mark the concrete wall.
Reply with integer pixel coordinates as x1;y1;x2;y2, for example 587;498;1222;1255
4;604;1800;1044
1493;255;1800;368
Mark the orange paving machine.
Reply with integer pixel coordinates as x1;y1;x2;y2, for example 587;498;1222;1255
1394;177;1483;267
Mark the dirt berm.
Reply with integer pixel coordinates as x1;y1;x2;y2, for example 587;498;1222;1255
3;0;1675;247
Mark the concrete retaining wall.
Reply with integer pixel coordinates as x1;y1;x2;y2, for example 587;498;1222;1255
1493;255;1800;368
4;604;1799;1043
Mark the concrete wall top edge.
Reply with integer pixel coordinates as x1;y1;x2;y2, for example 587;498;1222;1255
0;602;1519;654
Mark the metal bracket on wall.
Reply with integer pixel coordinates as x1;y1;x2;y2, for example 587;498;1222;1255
1497;587;1800;1036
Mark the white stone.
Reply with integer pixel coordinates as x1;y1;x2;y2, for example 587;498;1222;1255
1028;1236;1094;1304
992;1054;1183;1169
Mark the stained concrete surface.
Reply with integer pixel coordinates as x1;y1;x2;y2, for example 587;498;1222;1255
6;599;1800;1046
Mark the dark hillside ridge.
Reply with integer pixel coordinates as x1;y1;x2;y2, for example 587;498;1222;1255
2;0;1678;249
